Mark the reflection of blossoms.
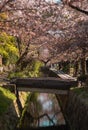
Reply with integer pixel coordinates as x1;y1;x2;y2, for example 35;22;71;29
43;100;52;111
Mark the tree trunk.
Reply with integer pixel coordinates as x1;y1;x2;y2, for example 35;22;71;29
79;49;86;75
74;61;79;76
16;41;30;66
81;58;86;75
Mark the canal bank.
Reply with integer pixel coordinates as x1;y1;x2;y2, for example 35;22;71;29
17;88;88;130
18;93;66;128
0;86;88;130
65;87;88;130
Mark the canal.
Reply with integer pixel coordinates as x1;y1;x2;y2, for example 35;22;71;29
18;92;68;129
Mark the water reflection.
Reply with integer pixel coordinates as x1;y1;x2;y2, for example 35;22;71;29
26;93;65;127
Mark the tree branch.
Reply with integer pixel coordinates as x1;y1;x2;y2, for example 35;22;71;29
0;0;13;12
16;40;30;65
69;4;88;15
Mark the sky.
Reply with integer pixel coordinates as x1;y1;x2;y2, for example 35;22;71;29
45;0;61;3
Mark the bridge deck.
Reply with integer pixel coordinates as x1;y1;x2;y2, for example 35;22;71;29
50;69;77;81
10;77;77;94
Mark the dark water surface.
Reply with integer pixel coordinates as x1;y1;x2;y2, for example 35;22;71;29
28;93;66;127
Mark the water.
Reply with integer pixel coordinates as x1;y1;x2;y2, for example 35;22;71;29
26;93;66;127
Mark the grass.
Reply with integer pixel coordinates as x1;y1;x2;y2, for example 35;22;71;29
71;87;88;105
72;87;88;96
0;86;16;116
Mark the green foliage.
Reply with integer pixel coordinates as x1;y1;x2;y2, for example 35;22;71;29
72;87;88;103
17;92;42;128
8;71;27;78
0;13;7;20
0;86;16;115
62;64;69;73
28;60;44;77
27;92;39;103
0;32;19;65
77;74;88;82
73;87;85;94
9;60;44;78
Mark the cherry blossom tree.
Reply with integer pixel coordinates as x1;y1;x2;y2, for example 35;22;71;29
0;0;88;75
61;0;88;15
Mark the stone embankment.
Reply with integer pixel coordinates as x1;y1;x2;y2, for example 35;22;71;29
0;90;29;130
0;101;18;130
66;88;88;130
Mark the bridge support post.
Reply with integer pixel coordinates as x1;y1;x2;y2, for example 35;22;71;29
15;85;23;116
55;90;70;130
56;91;69;112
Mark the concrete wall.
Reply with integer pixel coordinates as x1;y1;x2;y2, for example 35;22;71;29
65;89;88;130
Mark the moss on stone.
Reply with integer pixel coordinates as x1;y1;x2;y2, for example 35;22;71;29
0;86;16;115
71;87;88;105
